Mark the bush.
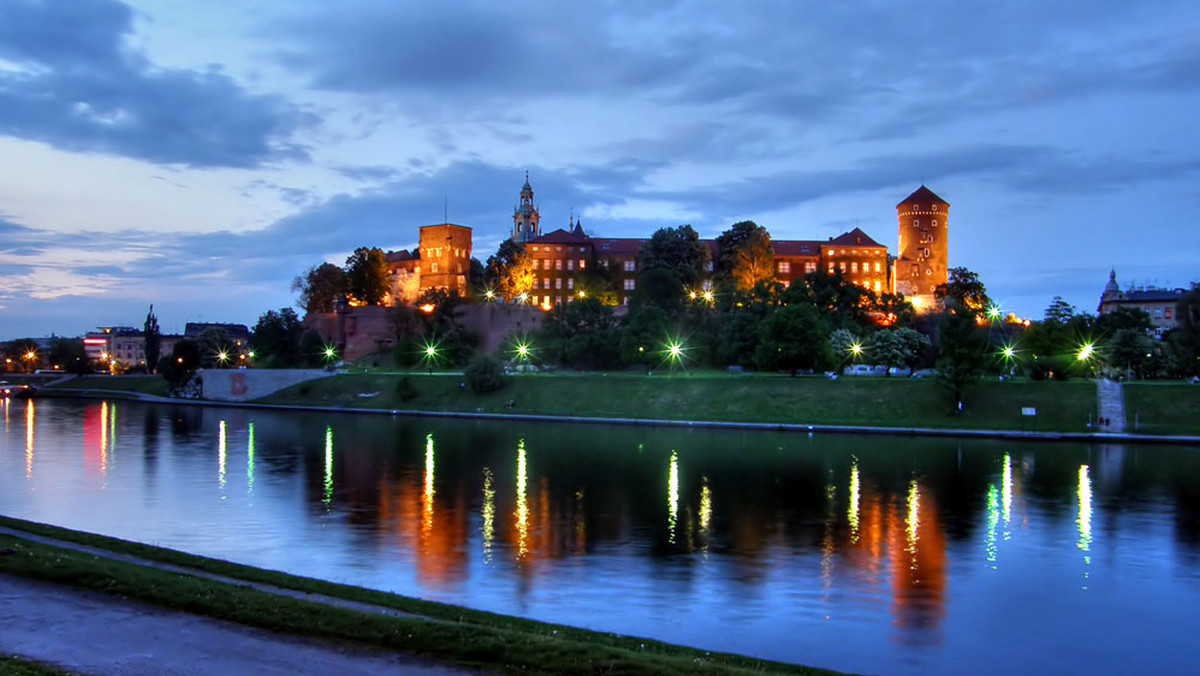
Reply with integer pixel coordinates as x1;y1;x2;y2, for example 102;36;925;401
463;353;507;394
396;376;418;401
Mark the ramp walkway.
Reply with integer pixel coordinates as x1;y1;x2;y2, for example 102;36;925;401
1096;378;1126;433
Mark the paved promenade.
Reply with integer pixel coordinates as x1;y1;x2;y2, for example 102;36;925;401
0;526;484;676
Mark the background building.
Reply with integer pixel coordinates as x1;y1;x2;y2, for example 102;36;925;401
1099;269;1196;338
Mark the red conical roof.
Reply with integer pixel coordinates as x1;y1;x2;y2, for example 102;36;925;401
897;185;948;207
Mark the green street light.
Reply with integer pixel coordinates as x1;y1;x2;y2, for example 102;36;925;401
1077;342;1094;361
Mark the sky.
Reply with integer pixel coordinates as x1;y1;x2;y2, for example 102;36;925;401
1;0;1198;339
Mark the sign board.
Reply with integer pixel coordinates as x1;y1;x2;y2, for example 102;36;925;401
1021;407;1037;417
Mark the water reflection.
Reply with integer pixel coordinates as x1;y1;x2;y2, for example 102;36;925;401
4;401;1200;675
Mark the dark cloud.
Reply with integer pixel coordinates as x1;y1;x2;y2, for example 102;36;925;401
0;0;313;167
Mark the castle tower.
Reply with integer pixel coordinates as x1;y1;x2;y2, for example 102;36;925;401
512;172;540;243
894;186;949;313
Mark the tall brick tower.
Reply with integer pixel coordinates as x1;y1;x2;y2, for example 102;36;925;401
894;186;949;313
511;172;540;243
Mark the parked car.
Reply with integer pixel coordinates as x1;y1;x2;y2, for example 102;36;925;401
845;364;887;376
910;368;939;379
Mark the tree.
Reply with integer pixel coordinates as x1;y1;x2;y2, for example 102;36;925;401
1168;287;1200;376
634;225;709;313
5;338;40;372
801;269;871;331
1044;296;1077;324
936;306;989;407
49;337;90;374
935;267;991;314
344;247;389;306
716;221;774;292
485;239;535;302
195;327;236;368
292;263;347;314
754;304;833;376
159;339;201;392
535;297;622;370
463;353;507;393
829;329;861;373
251;308;307;368
620;305;671;369
143;305;161;373
869;292;916;327
864;328;931;375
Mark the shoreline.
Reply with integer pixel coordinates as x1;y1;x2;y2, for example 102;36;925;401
34;387;1200;446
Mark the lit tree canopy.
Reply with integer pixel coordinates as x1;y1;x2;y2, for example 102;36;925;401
485;238;535;302
716;220;774;292
935;266;991;314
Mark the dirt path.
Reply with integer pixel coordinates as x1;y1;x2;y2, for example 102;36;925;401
0;573;478;676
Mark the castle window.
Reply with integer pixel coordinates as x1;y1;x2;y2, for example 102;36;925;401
555;278;562;289
923;248;931;257
1155;309;1162;318
623;260;636;272
931;220;937;227
431;263;438;273
805;262;817;274
1166;308;1173;319
555;259;562;271
567;278;574;289
557;296;563;305
875;262;882;273
874;281;881;293
556;247;562;252
624;279;636;290
851;262;858;273
839;262;847;272
530;246;538;252
926;268;932;275
567;260;575;271
543;277;550;289
913;220;919;227
778;261;791;274
579;259;586;269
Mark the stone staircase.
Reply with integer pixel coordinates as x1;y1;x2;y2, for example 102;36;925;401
1095;378;1126;433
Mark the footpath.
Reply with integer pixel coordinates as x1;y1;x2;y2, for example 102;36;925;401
0;526;483;676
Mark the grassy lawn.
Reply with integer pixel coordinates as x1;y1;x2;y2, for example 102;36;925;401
1122;381;1200;435
41;374;169;397
0;516;836;676
258;371;1100;433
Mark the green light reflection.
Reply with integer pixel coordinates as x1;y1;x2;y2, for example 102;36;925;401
985;484;999;566
247;422;255;493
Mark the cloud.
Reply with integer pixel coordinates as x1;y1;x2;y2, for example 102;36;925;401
0;0;313;168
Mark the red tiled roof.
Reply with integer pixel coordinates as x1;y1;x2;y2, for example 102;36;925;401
773;240;822;257
528;228;591;245
827;227;884;247
897;185;948;206
593;238;645;256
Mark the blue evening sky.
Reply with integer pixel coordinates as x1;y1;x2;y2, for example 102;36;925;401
1;0;1197;337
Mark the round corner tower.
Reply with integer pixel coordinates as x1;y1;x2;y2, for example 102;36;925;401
894;186;949;313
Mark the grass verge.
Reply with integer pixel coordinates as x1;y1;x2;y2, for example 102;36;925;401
260;371;1102;433
1122;382;1200;435
0;516;837;676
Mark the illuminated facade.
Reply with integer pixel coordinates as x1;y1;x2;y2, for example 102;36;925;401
893;185;949;313
384;223;474;304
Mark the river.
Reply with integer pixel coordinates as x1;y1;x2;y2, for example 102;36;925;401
1;398;1197;674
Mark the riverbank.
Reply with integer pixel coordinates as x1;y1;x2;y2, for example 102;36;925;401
43;372;1200;439
0;516;835;676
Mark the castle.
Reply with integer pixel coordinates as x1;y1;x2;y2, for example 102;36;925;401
379;177;949;311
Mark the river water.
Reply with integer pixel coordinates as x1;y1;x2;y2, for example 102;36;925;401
1;398;1197;675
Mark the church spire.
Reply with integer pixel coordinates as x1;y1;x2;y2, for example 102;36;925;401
512;172;540;243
